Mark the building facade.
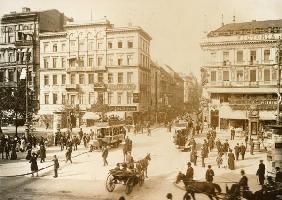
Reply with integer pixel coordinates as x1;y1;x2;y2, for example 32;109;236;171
0;7;67;115
39;19;151;128
201;19;282;135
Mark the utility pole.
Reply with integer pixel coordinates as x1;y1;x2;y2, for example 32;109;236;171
277;37;282;125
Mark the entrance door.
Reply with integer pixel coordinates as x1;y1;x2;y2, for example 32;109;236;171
251;121;258;135
210;110;219;129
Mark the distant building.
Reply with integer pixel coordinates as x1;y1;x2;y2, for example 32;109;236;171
39;19;151;128
0;7;68;115
201;19;282;134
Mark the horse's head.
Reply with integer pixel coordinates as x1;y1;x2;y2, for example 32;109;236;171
146;153;151;161
175;172;185;184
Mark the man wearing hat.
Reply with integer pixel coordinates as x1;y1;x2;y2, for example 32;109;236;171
239;169;248;191
256;160;265;185
186;162;194;181
205;165;215;183
275;167;282;183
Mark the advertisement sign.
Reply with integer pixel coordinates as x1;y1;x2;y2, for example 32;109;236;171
133;93;139;103
109;106;137;111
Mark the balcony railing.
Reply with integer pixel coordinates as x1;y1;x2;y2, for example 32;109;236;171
203;60;276;67
93;82;107;89
0;81;17;87
207;80;281;88
65;84;79;90
94;66;107;72
66;67;95;72
14;40;33;46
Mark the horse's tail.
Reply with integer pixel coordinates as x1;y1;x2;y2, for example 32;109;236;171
213;183;222;193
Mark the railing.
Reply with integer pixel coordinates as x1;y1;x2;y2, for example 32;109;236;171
203;60;276;67
0;81;17;87
65;84;79;90
93;82;107;89
207;80;282;87
14;40;33;46
66;67;95;72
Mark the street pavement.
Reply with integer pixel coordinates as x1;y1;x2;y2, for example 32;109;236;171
0;126;268;200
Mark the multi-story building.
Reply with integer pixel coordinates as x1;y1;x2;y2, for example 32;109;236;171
0;7;67;114
201;19;282;135
39;19;151;128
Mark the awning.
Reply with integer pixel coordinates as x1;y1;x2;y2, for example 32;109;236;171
105;111;125;119
219;105;247;119
82;112;101;120
259;111;276;121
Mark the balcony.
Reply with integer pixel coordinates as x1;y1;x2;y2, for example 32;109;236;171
0;81;17;87
94;66;107;72
93;82;107;90
65;84;79;90
66;67;94;72
14;40;33;47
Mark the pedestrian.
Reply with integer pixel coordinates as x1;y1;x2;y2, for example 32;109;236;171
102;146;108;166
201;147;205;167
216;153;223;168
65;147;72;163
30;152;39;177
240;143;246;160
228;149;235;170
53;155;59;178
234;143;240;161
78;128;83;141
46;122;49;130
230;127;235;140
275;167;282;182
256;160;265;185
190;149;197;166
223;140;229;156
245;134;248;148
239;169;249;192
4;141;10;159
39;144;46;163
186;162;194;181
250;138;254;155
147;127;151;136
205;165;215;183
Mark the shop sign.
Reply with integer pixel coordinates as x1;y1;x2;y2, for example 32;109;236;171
133;93;139;103
109;106;137;111
229;98;277;110
108;84;136;90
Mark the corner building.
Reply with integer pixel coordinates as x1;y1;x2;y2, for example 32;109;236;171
201;20;282;135
39;19;151;128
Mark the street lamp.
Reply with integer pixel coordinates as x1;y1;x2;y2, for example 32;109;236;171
276;37;282;125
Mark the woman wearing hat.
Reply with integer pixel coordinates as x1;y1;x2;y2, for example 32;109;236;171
30;152;39;177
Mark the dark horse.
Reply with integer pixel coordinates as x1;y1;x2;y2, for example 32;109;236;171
136;153;151;178
175;172;221;200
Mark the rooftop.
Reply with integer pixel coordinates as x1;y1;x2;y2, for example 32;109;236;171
208;19;282;37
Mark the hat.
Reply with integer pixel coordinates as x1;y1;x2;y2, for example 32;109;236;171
276;167;280;170
240;169;245;175
187;162;191;166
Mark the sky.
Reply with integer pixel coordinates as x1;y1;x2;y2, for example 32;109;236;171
1;0;282;78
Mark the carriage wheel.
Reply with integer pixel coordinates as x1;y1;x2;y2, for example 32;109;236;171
105;174;115;192
138;172;145;186
125;177;134;194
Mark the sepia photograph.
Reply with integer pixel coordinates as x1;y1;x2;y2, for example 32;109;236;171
0;0;282;199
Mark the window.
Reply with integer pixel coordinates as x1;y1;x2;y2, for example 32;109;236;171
108;73;113;83
88;41;94;51
62;94;66;104
211;71;216;82
53;93;58;104
43;43;48;52
264;49;270;62
127;55;133;65
98;42;102;49
127;92;132;104
70;59;76;67
223;51;229;65
118;58;123;65
43;58;49;69
62;74;66;85
88;74;94;84
70;40;76;51
79;94;84;104
98;57;103;66
250;70;256;82
89;93;95;105
53;58;57;68
108;42;112;49
44;94;49;104
70;95;75;104
61;43;66;51
128;41;133;48
8;71;14;82
98;73;103;83
127;72;133;83
118;72;123;83
264;69;270;81
44;75;49;85
79;40;85;50
53;44;57;52
53;75;57;85
61;58;66;68
98;92;103;104
236;70;244;81
250;50;256;64
79;74;84;84
88;57;94;67
118;41;123;48
70;74;76;84
237;51;243;63
108;55;113;66
0;71;4;82
108;92;113;105
79;57;84;67
117;92;122;104
223;71;229;81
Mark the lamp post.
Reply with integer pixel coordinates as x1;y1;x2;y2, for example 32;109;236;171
277;37;282;125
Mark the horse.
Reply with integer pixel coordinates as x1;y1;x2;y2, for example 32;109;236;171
136;153;151;178
175;172;221;200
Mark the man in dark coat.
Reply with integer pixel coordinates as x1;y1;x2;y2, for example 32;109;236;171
53;155;59;178
240;143;246;160
102;146;109;166
228;149;235;170
186;162;194;181
230;127;235;140
65;147;72;163
256;160;265;185
250;139;254;155
234;143;240;161
275;167;282;182
205;165;215;183
223;140;229;155
30;152;39;177
239;170;249;191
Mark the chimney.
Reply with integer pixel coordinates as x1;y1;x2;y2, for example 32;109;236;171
22;7;31;13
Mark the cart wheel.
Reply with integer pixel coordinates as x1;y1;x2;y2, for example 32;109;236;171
125;177;134;194
105;174;115;192
139;172;145;186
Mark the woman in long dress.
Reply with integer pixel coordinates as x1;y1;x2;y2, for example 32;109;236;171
228;149;235;170
30;152;39;177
